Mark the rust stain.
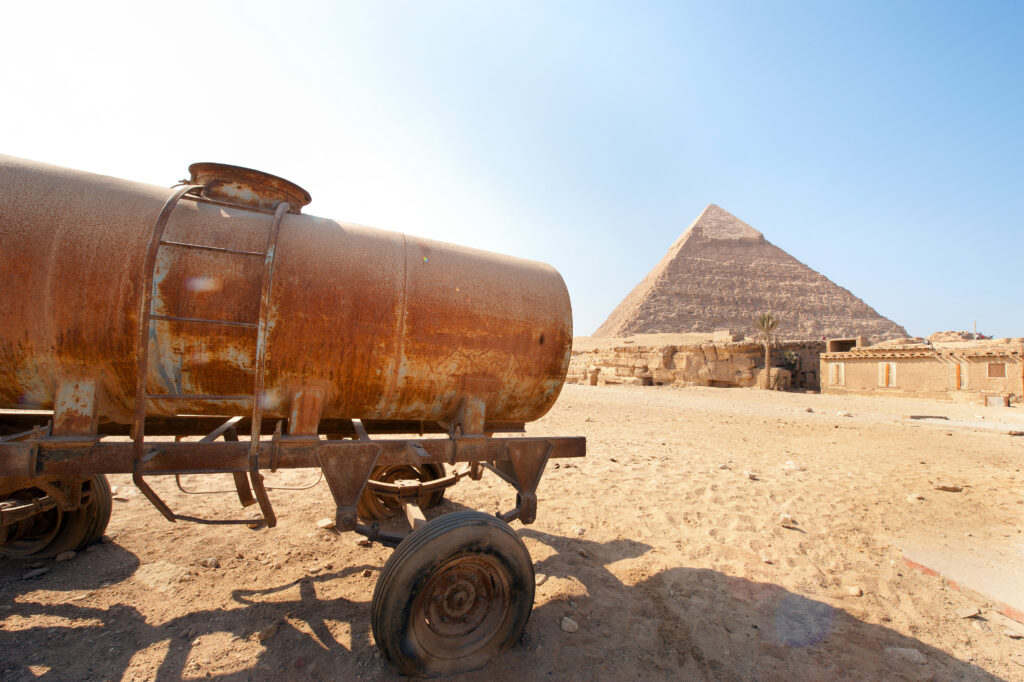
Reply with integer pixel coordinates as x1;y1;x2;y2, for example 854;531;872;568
189;163;311;213
0;155;573;428
51;379;99;436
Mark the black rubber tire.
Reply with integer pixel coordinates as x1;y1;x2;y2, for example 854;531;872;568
357;463;446;520
0;475;112;559
79;475;112;549
371;511;535;677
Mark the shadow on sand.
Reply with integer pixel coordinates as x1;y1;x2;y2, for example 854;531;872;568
0;528;1000;680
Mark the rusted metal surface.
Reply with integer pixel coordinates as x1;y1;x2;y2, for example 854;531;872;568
0;415;525;437
2;156;587;678
52;380;100;437
0;436;584;479
413;554;510;654
317;443;382;531
0;495;57;528
132;184;205;459
0;475;89;509
359;463;450;519
0;490;63;556
0;152;583;565
0;427;579;535
403;497;428;531
188;162;311;213
483;439;552;524
244;201;291;527
0;154;572;430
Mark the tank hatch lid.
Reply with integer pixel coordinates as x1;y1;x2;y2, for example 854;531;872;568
189;162;312;213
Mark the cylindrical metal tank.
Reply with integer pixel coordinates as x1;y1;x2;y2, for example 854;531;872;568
0;155;572;427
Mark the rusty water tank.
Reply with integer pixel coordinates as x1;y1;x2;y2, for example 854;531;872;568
0;155;572;429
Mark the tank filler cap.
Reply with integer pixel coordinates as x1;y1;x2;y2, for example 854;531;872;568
188;162;312;213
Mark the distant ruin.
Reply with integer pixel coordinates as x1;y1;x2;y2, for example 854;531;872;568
571;330;1023;403
568;333;823;391
595;204;907;343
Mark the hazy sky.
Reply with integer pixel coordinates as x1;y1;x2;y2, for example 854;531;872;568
3;1;1021;338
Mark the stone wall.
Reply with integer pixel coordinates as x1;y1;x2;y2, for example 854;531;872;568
568;339;824;390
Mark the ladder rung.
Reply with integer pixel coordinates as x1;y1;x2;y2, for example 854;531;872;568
179;193;278;215
150;314;258;329
147;394;253;401
159;240;266;257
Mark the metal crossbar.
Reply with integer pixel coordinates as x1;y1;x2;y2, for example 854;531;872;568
158;240;266;257
148;314;259;329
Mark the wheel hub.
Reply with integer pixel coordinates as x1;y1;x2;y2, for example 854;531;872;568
415;555;510;656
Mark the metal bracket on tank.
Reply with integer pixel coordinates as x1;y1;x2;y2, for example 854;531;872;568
317;441;382;532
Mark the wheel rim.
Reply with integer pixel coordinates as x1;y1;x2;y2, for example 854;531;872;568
1;490;63;557
411;554;511;660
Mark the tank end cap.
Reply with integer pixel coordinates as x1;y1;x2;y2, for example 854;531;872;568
188;162;312;213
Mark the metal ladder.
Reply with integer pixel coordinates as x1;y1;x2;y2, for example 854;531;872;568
130;185;289;527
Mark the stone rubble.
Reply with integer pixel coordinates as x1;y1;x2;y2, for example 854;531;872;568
885;647;927;665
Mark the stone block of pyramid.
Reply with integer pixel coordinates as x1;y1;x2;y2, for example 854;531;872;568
595;204;907;341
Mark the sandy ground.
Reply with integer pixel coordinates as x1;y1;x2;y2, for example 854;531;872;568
2;383;1023;680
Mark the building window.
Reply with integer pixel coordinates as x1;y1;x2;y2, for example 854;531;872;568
829;362;845;386
878;361;896;387
988;362;1006;378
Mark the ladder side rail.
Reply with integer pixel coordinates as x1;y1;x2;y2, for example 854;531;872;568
130;184;204;521
131;185;204;460
247;201;290;527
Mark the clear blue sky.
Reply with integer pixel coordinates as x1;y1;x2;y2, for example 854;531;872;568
3;1;1021;338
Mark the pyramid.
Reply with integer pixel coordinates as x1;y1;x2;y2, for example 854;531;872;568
594;204;907;341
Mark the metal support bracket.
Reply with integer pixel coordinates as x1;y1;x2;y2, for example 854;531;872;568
248;457;276;528
483;439;552;524
222;424;256;508
317;442;381;532
401;495;428;531
133;464;176;522
2;423;49;477
353;522;406;548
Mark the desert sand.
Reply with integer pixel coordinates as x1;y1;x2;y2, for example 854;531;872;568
2;383;1023;680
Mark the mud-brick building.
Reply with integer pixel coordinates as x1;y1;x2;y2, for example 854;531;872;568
820;341;1024;404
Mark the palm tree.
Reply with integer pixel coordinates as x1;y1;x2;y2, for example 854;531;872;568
755;312;779;389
